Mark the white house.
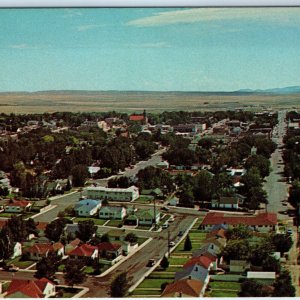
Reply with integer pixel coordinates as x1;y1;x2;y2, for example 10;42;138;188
99;206;127;220
86;185;139;202
136;209;160;226
4;200;32;213
74;199;102;217
211;196;240;210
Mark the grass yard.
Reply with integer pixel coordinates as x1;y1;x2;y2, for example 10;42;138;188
135;196;153;203
0;212;20;218
130;289;161;296
168;257;189;265
209;281;241;290
5;257;35;268
106;219;123;227
209;290;239;297
84;266;94;274
73;217;106;226
1;282;10;293
137;237;147;245
138;278;174;289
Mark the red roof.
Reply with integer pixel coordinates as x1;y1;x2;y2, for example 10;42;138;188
37;222;48;231
97;242;122;252
161;279;203;297
184;255;214;269
201;212;277;227
27;243;63;255
6;278;54;298
69;244;97;257
129;115;144;121
6;200;31;207
206;228;226;239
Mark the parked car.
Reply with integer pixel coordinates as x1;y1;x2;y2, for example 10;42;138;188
161;207;170;211
169;241;175;247
162;222;169;229
178;230;184;237
147;259;156;267
286;228;293;235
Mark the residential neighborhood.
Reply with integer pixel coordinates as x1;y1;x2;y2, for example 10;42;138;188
0;108;298;298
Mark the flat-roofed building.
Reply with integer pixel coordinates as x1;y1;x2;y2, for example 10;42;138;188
86;185;139;202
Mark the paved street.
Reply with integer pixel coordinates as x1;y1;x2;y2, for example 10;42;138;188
264;110;290;220
33;191;80;222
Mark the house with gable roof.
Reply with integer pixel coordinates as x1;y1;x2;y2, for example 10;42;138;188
175;264;210;286
69;243;98;260
4;199;32;213
5;278;56;298
97;242;122;259
99;205;127;220
183;255;215;271
161;279;205;297
136;209;160;226
26;242;64;261
74;199;102;217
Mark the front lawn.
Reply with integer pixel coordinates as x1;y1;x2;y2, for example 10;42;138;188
210;281;241;290
135;196;153;203
106;219;123;227
73;217;106;226
168;257;189;265
5;257;35;268
138;278;174;289
130;289;161;296
0;212;20;218
209;290;239;297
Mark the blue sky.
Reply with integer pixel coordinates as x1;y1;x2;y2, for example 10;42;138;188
1;8;300;92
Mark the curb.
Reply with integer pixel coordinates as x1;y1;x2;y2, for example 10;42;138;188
97;237;153;278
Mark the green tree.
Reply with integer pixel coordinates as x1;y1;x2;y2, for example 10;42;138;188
124;233;138;244
225;225;251;240
63;259;87;287
160;256;169;270
110;272;129;297
184;235;192;251
45;218;72;242
76;220;97;243
238;279;269;297
35;252;61;280
71;164;89;187
273;270;295;297
272;233;293;255
245;155;271;178
221;239;250;261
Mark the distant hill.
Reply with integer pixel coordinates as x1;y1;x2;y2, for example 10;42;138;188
236;86;300;94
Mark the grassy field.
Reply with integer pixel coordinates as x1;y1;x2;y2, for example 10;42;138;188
209;281;241;290
6;257;35;268
138;278;174;289
209;290;239;297
106;219;123;227
0;90;299;114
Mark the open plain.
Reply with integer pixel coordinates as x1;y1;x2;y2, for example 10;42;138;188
0;91;300;114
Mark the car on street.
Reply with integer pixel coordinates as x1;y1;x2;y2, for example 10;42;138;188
146;259;156;267
169;241;175;247
161;207;170;211
178;230;184;236
162;222;169;229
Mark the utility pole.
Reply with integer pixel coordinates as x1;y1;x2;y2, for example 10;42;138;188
167;230;170;258
153;198;156;230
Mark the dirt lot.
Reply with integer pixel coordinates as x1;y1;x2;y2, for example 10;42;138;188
0;91;299;114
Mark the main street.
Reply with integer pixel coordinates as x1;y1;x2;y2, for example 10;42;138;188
264;110;290;220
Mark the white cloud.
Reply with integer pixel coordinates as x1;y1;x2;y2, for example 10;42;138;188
10;43;31;49
126;42;170;48
76;24;104;31
126;8;300;27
